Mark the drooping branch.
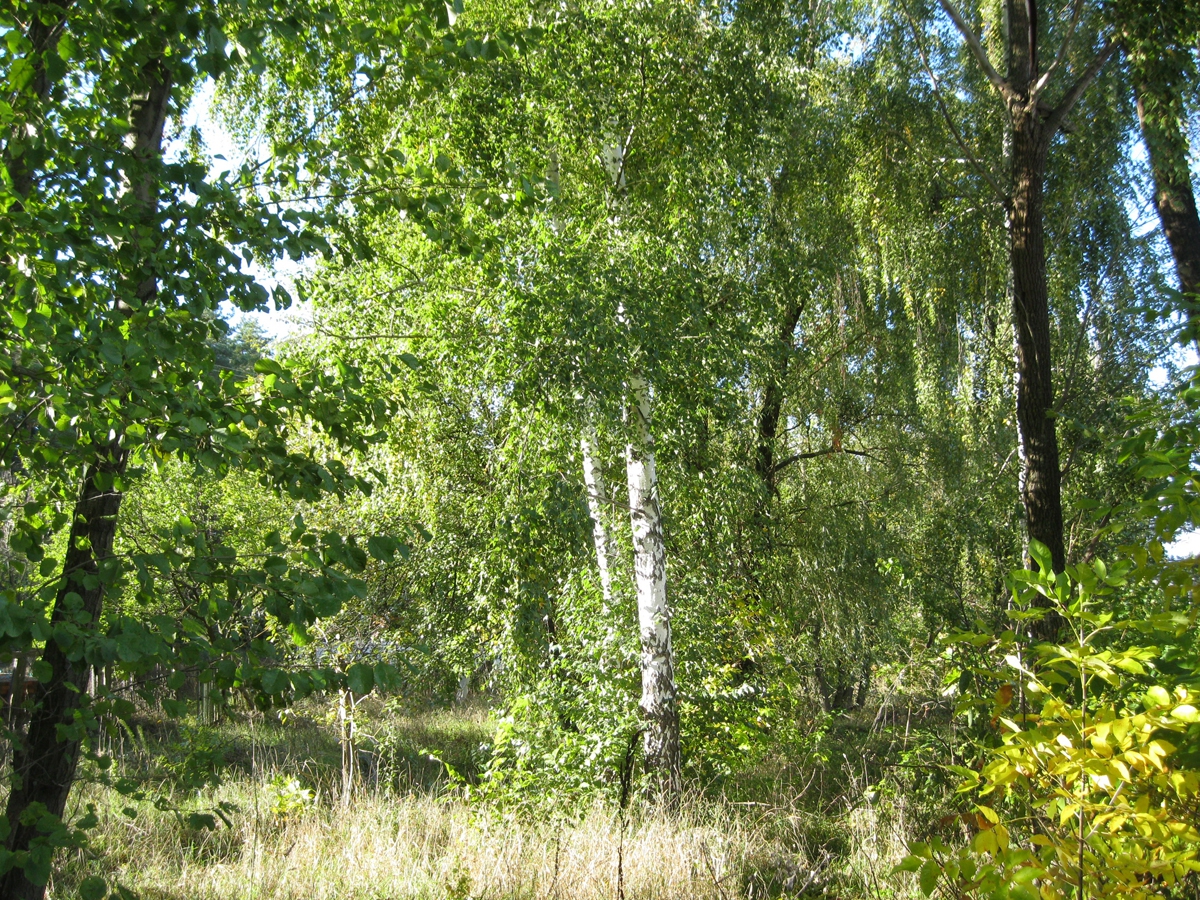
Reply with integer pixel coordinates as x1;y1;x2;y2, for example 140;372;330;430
902;2;1008;204
773;445;881;474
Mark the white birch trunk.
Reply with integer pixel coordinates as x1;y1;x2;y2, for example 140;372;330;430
624;373;681;798
580;422;615;606
339;687;357;807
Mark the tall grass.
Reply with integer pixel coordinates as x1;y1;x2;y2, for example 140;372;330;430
44;706;926;899
60;787;915;899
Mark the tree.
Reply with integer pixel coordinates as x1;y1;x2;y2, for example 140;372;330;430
930;0;1117;578
0;0;459;892
1116;0;1200;337
1;49;172;900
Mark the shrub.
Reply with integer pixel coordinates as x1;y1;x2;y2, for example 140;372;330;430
899;544;1200;900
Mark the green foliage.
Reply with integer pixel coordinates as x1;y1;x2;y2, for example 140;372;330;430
157;725;229;793
266;773;318;819
1;0;1192;888
0;0;484;887
901;544;1200;899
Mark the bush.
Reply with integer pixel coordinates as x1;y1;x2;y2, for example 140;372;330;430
899;544;1200;899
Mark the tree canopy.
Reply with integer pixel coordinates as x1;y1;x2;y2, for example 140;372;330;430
2;0;1199;896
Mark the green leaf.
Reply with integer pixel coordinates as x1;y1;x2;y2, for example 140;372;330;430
56;32;75;61
374;662;401;693
261;669;290;694
346;663;374;695
162;699;189;718
1028;539;1053;574
893;855;924;874
367;535;397;563
919;860;939;897
79;876;107;900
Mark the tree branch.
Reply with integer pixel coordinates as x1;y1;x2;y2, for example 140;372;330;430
902;4;1008;205
1044;40;1118;133
773;446;880;474
1030;0;1085;100
936;0;1013;101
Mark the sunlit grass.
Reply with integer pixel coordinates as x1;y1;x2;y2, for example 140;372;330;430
44;706;921;900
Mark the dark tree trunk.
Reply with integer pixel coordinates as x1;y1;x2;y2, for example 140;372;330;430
1;456;126;899
4;2;67;204
1135;76;1200;310
755;300;805;496
935;0;1113;632
999;0;1073;590
1;60;170;900
1008;103;1066;576
811;620;858;712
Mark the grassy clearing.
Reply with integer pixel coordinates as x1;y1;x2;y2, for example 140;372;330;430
43;704;931;900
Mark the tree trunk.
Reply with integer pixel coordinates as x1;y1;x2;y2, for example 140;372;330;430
339;686;358;807
1134;75;1200;313
1;455;127;897
1;60;170;900
5;5;64;203
1008;103;1066;577
581;422;615;606
755;300;805;496
625;374;682;801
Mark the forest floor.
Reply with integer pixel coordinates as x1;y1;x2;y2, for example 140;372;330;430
46;701;954;900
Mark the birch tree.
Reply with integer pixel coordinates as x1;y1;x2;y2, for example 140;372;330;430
896;0;1148;593
580;422;616;606
623;375;680;792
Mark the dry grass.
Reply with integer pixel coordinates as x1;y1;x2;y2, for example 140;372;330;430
42;708;925;899
62;788;756;899
53;778;919;900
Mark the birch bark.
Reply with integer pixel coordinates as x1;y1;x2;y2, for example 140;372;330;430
625;374;682;799
580;422;615;606
602;121;681;800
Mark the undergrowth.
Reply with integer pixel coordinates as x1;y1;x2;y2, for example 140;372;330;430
32;699;959;899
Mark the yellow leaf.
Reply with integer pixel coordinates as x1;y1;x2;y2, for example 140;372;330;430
1113;718;1132;742
1090;735;1113;757
1173;705;1200;723
1148;740;1175;769
1145;686;1172;708
973;828;997;855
